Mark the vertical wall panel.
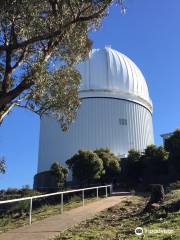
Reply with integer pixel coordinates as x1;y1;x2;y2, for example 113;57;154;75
38;98;154;179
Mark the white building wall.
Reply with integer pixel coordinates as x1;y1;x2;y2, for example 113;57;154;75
38;97;154;177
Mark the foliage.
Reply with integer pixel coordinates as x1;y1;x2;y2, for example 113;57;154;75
124;149;142;186
51;162;68;189
122;149;143;188
0;0;127;129
169;181;180;190
127;149;141;163
66;149;104;184
0;186;40;200
0;157;5;174
142;145;169;176
94;148;121;183
122;146;169;188
20;185;40;197
165;129;180;177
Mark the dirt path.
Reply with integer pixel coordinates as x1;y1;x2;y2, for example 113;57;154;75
0;196;128;240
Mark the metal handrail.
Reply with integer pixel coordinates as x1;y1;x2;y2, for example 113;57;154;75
0;185;112;225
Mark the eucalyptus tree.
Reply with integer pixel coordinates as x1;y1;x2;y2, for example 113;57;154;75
0;0;125;129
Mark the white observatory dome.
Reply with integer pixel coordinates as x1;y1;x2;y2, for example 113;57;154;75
35;47;154;189
77;47;152;112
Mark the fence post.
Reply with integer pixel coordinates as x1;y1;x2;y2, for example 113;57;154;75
105;186;108;198
82;190;85;206
29;198;32;225
61;193;63;214
96;187;99;199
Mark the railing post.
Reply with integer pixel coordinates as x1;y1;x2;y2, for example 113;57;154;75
110;185;112;195
61;193;63;214
29;198;32;225
82;190;85;207
105;186;108;198
96;187;99;199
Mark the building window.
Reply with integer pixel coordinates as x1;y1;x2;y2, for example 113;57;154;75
119;118;127;126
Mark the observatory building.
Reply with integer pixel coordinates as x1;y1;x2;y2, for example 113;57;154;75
35;47;154;185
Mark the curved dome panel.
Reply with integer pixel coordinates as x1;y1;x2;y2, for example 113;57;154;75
77;47;152;112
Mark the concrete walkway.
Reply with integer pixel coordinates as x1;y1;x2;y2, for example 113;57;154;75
0;196;128;240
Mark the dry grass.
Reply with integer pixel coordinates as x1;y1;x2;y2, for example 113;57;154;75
54;191;180;240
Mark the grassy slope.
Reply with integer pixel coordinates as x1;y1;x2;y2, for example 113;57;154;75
0;196;99;233
54;190;180;240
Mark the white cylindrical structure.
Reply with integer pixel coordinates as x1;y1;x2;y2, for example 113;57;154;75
36;47;154;182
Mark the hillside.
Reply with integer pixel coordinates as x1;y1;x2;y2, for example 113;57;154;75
54;190;180;240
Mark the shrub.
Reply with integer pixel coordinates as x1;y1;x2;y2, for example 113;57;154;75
51;162;68;189
94;148;121;183
66;149;104;185
169;181;180;190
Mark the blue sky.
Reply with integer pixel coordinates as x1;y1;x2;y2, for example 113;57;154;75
0;0;180;189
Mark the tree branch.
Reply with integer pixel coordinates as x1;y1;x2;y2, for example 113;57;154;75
78;3;109;22
0;2;111;52
0;79;32;108
67;0;76;20
0;101;17;123
17;103;40;115
0;93;31;123
11;48;26;71
2;48;12;92
1;20;18;93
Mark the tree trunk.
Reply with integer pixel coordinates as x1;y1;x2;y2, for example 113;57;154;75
143;184;165;212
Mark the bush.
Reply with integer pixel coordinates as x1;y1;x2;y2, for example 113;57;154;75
94;148;121;183
0;187;41;217
66;149;104;185
51;162;68;189
169;181;180;190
